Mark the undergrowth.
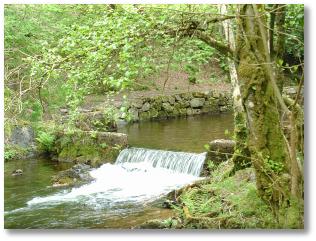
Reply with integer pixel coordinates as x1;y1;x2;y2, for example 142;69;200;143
173;161;277;229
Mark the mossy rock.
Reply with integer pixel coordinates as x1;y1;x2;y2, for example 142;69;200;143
139;111;151;121
55;130;127;166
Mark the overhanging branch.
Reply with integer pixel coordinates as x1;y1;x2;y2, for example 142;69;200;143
193;30;234;57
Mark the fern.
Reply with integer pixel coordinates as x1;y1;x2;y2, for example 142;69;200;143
36;131;55;153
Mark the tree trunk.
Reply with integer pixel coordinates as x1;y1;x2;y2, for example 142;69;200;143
236;4;303;227
219;4;251;172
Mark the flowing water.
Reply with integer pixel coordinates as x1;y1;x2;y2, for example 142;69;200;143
4;112;233;229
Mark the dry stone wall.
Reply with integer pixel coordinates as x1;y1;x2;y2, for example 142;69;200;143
125;90;233;122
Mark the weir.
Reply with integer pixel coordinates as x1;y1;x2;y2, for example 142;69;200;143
115;147;207;177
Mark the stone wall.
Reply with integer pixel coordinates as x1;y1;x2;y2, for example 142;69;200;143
125;90;232;122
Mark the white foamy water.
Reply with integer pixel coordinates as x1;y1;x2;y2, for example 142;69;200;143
116;148;207;176
27;148;206;208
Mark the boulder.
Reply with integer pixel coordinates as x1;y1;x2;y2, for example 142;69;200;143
139;111;151;121
131;99;144;109
141;102;151;112
192;92;206;98
207;139;236;164
192;109;201;115
10;126;35;148
179;100;190;108
135;219;167;229
167;96;176;105
180;92;193;100
162;102;173;112
128;108;139;121
174;94;182;102
55;130;127;165
52;163;94;187
190;98;205;108
74;111;117;132
186;108;193;116
219;106;229;112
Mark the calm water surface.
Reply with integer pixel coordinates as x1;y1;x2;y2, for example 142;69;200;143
119;112;234;152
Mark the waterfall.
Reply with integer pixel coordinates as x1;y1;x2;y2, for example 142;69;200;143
25;147;206;210
115;147;207;177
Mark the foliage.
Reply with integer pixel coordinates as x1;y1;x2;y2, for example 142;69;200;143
177;163;277;228
4;149;18;161
284;4;304;60
36;131;56;153
4;144;29;161
4;5;81;120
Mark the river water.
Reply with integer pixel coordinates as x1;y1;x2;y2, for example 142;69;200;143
4;112;233;229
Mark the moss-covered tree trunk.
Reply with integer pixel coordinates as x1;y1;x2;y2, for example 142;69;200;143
236;4;303;227
219;4;251;173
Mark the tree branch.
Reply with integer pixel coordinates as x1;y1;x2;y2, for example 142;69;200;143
193;30;234;56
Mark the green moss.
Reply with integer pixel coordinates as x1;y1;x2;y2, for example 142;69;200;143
55;131;124;166
231;111;251;173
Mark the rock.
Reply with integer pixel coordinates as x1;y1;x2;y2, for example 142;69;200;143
139;111;151;121
158;111;168;119
192;109;201;115
174;94;182;102
190;98;205;108
148;108;159;119
152;99;162;111
186;108;194;116
11;169;23;176
141;102;151;112
52;164;94;187
212;91;220;98
180;92;193;100
219;106;228;112
161;96;170;103
135;219;168;229
74;111;117;132
78;108;92;113
163;199;178;209
207;139;236;164
283;86;298;96
10;126;35;148
283;86;304;105
60;108;68;114
179;100;190;108
55;130;127;164
167;96;176;105
201;105;211;113
192;92;206;98
128;108;139;121
162;102;173;112
233;168;256;185
131;99;143;109
179;108;187;116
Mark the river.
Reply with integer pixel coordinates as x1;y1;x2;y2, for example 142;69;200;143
4;112;233;229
